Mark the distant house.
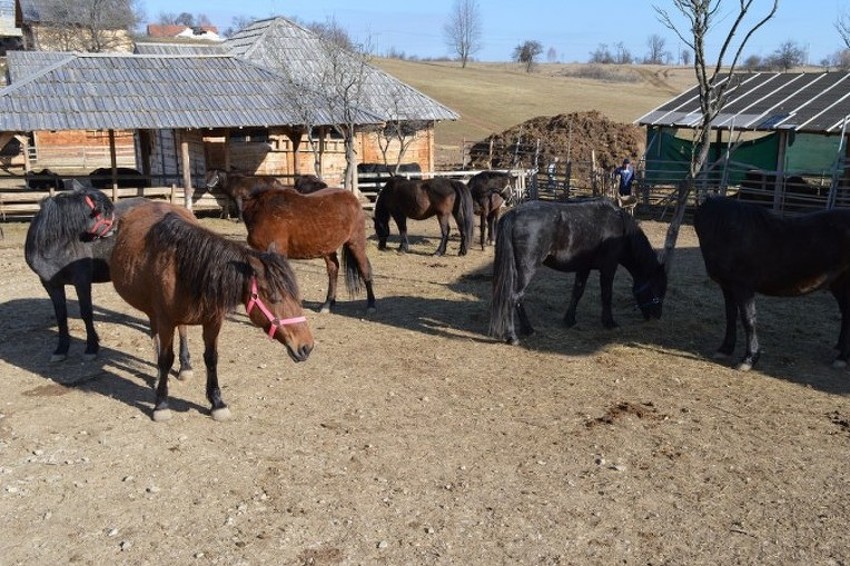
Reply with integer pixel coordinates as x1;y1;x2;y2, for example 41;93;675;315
16;0;134;52
146;24;221;42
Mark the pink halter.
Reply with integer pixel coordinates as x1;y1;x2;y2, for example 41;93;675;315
83;195;114;237
246;278;307;339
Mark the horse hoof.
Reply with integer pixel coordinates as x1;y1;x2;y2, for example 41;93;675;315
319;306;332;314
506;337;520;346
736;362;753;372
832;359;847;369
152;408;172;422
177;368;194;381
211;407;232;421
50;353;67;363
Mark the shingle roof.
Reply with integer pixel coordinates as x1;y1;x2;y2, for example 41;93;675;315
0;52;382;131
637;72;850;134
134;42;227;56
224;18;460;122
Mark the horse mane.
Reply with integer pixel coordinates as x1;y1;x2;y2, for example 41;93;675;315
28;189;110;254
619;207;660;269
150;213;300;315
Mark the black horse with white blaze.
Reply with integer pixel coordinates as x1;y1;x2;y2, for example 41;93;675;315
694;195;850;370
489;199;667;345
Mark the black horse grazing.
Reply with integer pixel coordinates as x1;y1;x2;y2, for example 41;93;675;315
26;168;65;190
88;167;150;190
468;170;512;250
374;176;474;256
24;189;193;375
489;199;667;345
694;196;850;370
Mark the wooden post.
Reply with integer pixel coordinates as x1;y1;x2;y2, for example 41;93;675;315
591;150;598;197
180;131;193;210
108;129;118;201
223;128;231;173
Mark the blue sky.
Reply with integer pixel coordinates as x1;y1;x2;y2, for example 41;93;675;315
140;0;848;65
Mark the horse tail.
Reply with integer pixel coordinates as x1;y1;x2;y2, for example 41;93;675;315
489;211;516;338
452;180;475;250
342;244;365;298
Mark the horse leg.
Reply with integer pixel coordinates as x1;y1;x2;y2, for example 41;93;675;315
435;215;450;256
42;282;70;362
394;214;410;253
478;211;486;251
320;253;339;313
349;245;377;314
235;196;244;223
715;287;738;358
202;319;231;421
176;324;193;380
598;266;618;329
830;282;850;367
564;270;590;327
736;292;760;371
152;324;176;422
488;209;499;247
74;280;100;360
511;264;538;343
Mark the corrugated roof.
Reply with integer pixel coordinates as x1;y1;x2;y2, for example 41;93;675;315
0;52;382;131
224;18;460;122
637;72;850;134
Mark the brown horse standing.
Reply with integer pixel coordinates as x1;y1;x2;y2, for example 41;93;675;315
204;169;285;222
373;176;474;256
110;200;313;422
242;187;377;314
468;171;513;250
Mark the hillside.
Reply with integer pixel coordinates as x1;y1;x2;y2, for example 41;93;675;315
373;59;697;166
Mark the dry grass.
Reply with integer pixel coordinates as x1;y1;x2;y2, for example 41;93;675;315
373;59;698;156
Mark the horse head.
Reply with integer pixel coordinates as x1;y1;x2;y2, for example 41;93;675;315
205;169;225;190
633;264;667;320
81;189;116;238
244;249;313;362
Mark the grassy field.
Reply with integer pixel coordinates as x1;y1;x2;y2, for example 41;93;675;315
372;59;699;159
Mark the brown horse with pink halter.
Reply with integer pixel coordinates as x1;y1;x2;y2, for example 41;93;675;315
109;200;313;422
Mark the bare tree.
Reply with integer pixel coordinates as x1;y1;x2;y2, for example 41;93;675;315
655;0;779;267
838;10;850;49
614;41;634;64
766;40;807;70
546;46;558;63
513;40;543;72
36;0;142;52
443;0;482;68
644;34;669;64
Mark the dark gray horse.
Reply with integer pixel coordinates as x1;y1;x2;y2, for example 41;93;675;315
694;195;850;370
489;199;667;345
24;188;192;375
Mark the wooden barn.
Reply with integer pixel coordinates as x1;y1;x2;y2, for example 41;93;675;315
0;16;458;197
637;71;850;214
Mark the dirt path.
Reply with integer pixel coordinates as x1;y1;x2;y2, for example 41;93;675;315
1;213;849;565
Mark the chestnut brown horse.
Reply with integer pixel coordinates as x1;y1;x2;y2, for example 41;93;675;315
110;200;313;422
242;187;377;314
468;171;513;250
373;176;474;256
204;169;285;222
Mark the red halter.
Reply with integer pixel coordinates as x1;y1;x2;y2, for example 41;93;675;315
83;195;114;237
246;277;307;339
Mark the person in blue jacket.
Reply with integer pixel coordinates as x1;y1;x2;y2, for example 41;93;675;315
613;158;635;197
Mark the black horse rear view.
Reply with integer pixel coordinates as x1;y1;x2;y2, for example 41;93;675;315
694;196;850;370
489;199;667;345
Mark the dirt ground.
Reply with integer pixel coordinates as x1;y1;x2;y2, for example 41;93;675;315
1;207;850;565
